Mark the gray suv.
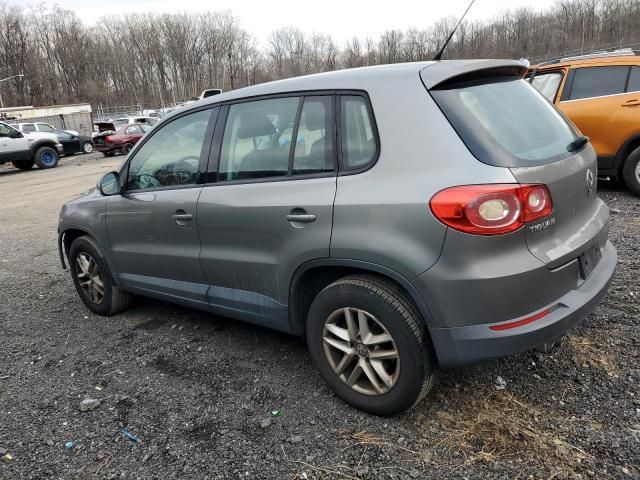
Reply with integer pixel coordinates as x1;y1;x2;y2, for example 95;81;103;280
58;60;617;415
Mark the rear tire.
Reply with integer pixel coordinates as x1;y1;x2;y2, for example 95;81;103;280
82;141;93;154
121;143;133;155
11;159;34;170
622;146;640;196
68;236;133;316
33;146;59;169
306;275;437;416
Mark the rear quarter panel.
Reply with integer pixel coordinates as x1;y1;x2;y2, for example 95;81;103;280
330;68;518;280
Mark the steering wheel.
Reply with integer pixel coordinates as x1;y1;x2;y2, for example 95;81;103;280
137;174;162;189
171;155;200;183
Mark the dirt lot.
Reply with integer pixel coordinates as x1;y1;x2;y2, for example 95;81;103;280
0;154;638;480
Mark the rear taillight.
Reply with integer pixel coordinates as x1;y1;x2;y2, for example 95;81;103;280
105;136;112;143
430;184;553;235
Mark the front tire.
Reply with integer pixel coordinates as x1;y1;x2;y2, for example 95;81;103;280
33;146;59;169
306;275;437;416
82;141;93;154
69;236;133;316
622;146;640;196
11;159;34;170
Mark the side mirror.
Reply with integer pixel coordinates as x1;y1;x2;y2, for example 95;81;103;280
98;171;121;196
9;130;23;139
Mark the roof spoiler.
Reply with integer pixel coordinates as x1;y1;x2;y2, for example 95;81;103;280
420;60;528;90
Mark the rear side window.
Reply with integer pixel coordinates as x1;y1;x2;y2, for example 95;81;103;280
219;97;299;181
530;72;563;101
569;66;629;100
340;96;378;170
22;124;36;133
432;77;578;167
292;96;335;175
627;66;640;93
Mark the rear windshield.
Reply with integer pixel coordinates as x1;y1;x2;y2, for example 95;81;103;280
431;77;578;167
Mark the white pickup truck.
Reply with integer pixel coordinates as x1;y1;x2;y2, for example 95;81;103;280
0;121;64;170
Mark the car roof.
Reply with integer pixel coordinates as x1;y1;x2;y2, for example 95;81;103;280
532;54;640;70
164;60;524;120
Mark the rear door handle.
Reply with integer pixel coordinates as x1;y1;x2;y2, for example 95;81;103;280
286;214;316;223
622;99;640;107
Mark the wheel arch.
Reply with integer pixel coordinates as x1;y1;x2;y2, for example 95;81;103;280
288;259;434;336
614;133;640;175
29;140;58;157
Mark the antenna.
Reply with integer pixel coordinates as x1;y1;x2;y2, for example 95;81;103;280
433;0;477;61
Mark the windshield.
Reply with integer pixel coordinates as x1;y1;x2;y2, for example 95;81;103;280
529;72;563;101
431;77;578;167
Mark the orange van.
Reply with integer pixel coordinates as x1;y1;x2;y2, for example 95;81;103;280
529;52;640;195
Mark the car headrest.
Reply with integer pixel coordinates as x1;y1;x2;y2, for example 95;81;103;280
237;112;276;139
302;102;326;131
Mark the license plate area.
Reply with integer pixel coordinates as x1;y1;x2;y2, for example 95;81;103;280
579;243;601;280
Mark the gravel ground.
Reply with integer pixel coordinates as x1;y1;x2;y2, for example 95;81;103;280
0;155;638;480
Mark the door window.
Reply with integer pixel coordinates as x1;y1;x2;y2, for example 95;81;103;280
126;109;212;191
627;66;640;93
125;125;143;135
292;96;335;175
22;124;36;133
219;97;300;181
340;95;378;170
0;123;11;137
569;66;629;100
530;72;563;101
37;123;55;132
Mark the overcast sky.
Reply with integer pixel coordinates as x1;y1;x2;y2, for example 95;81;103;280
57;0;555;44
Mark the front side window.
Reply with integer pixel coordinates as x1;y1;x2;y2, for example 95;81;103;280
126;109;211;191
341;96;377;170
38;123;55;132
432;77;578;167
22;124;36;133
0;123;11;136
569;66;629;100
530;71;563;101
219;97;299;181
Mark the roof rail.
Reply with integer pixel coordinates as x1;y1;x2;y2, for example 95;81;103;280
559;48;638;62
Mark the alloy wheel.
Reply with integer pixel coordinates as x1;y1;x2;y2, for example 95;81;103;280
83;142;93;153
322;307;400;395
76;252;105;304
635;161;640;185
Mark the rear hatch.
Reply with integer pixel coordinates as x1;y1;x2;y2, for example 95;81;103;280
424;63;609;269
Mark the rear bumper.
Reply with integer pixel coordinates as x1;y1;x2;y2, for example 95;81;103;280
429;240;617;368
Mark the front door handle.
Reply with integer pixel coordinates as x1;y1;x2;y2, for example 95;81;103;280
172;211;193;224
622;99;640;107
286;213;316;223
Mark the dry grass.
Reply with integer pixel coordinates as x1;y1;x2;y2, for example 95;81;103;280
567;334;620;375
422;390;591;475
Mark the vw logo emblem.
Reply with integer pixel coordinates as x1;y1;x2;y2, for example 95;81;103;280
586;168;595;194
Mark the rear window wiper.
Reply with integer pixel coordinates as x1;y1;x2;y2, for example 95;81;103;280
567;135;589;152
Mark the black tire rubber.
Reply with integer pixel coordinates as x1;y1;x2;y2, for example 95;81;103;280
121;143;133;155
11;159;34;170
33;146;59;169
69;235;133;316
622;146;640;196
306;274;437;416
82;142;93;154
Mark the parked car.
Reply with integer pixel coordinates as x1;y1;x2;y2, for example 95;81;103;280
58;60;616;415
112;116;158;128
93;124;150;156
12;121;79;137
0;121;63;170
55;130;94;155
528;50;640;195
92;121;116;139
